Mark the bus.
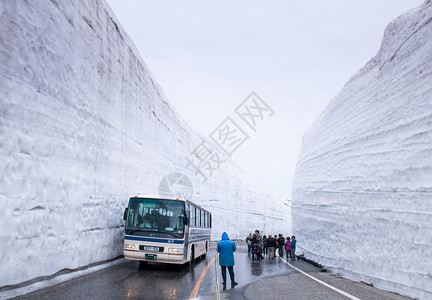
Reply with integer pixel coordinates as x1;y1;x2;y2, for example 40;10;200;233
123;195;212;265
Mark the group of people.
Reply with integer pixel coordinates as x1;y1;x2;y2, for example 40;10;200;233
245;230;297;261
216;230;297;288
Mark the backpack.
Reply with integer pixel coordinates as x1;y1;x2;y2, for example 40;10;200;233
252;243;260;253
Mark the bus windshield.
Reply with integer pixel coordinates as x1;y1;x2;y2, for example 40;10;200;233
125;198;186;238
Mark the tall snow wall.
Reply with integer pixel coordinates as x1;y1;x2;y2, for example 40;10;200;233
0;0;290;289
292;1;432;299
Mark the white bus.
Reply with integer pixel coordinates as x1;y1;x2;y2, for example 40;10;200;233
123;195;212;265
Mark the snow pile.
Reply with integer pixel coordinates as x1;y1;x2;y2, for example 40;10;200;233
292;1;432;299
0;0;290;291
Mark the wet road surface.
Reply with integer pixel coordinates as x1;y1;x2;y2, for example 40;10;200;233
13;243;410;300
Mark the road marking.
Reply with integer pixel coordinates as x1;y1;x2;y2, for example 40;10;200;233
189;257;215;300
280;258;361;300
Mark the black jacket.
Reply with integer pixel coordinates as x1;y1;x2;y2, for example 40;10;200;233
278;236;285;246
266;237;277;247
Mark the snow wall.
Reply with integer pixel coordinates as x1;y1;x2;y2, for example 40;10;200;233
0;0;290;289
292;1;432;299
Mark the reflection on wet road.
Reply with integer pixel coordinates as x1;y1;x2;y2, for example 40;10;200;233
196;244;294;297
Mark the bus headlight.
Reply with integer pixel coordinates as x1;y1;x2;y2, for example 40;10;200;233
124;243;135;249
168;247;184;254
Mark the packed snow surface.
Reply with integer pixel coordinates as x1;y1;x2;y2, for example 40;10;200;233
0;0;290;291
292;1;432;299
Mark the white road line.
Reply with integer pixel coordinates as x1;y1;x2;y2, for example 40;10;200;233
280;258;361;300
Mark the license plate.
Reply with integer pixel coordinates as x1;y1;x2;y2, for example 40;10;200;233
145;254;157;261
143;246;159;251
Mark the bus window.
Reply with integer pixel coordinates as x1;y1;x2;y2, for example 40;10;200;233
197;209;200;227
204;212;207;228
187;204;190;225
191;206;195;226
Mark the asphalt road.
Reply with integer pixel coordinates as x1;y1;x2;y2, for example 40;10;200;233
13;243;410;300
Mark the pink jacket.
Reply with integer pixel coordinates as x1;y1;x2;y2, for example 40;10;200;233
284;240;292;251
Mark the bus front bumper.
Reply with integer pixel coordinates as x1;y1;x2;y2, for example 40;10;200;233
124;250;185;264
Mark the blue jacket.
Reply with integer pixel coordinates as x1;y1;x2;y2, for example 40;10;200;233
217;232;236;266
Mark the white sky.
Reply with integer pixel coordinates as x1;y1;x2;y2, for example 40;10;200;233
106;0;422;197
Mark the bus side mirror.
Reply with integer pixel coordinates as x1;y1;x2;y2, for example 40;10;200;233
183;215;188;226
123;208;128;221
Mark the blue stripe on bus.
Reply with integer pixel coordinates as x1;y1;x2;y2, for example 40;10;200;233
190;235;211;239
125;235;184;244
190;229;211;235
189;238;210;243
190;232;211;236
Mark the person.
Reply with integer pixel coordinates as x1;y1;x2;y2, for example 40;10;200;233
251;234;263;261
139;213;152;229
255;230;263;257
262;235;267;256
277;234;285;257
246;233;252;254
285;237;293;261
266;235;276;259
291;236;297;261
217;232;238;287
273;235;278;257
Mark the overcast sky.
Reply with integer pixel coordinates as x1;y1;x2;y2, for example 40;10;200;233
106;0;422;197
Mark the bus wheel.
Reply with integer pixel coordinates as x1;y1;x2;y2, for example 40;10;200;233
202;242;207;258
190;246;195;264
